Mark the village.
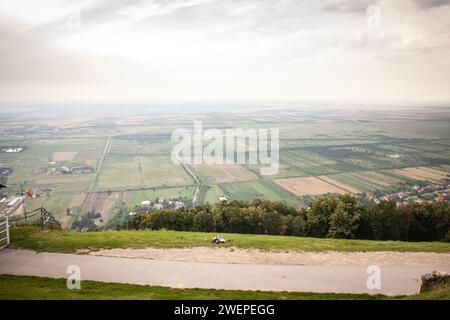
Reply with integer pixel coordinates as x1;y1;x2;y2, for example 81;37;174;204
367;181;450;206
128;196;188;216
1;147;24;153
45;164;95;175
0;187;52;216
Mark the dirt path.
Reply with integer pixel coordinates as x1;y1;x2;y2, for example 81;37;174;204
1;249;449;295
86;138;111;194
90;247;450;267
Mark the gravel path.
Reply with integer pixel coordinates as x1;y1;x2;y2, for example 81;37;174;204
90;247;450;267
1;248;449;295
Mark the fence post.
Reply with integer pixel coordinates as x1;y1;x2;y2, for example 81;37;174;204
6;215;9;246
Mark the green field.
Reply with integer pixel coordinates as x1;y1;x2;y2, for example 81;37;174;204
33;174;95;193
1;274;449;300
203;185;225;204
0;275;385;300
262;149;351;179
4;138;104;185
1;106;450;230
326;173;382;193
11;227;450;253
22;193;77;219
192;164;256;184
123;186;196;207
109;139;174;155
218;179;299;203
0;138;105;220
95;155;194;191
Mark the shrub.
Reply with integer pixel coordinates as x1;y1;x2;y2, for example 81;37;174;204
118;196;450;242
420;271;450;293
358;201;408;241
327;204;360;239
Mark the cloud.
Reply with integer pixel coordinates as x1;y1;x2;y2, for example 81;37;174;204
0;22;93;85
322;0;376;14
0;0;449;101
411;0;450;9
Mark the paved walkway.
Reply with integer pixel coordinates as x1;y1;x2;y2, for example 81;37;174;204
1;249;449;296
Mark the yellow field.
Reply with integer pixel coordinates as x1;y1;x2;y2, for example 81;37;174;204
52;151;78;162
392;167;449;183
274;176;350;196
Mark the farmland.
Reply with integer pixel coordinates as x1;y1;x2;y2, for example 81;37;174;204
274;176;354;196
95;155;194;191
0;105;449;229
390;167;448;183
192;164;256;184
218;179;299;203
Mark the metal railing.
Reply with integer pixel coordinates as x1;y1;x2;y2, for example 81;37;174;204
0;215;10;249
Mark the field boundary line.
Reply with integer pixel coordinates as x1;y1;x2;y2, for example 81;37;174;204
313;176;357;195
93;184;197;193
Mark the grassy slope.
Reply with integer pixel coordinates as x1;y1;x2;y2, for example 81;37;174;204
1;275;448;300
0;275;385;300
10;226;450;253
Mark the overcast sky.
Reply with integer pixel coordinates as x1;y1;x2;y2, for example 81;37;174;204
0;0;449;102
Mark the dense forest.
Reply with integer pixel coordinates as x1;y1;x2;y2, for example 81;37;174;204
119;196;450;242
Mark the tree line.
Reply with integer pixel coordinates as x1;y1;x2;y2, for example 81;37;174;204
118;196;450;242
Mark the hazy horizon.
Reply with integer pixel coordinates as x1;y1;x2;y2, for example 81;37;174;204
1;100;450;116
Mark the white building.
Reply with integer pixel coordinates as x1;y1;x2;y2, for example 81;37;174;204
218;195;228;202
3;148;23;153
7;197;21;208
141;200;151;207
175;201;185;209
